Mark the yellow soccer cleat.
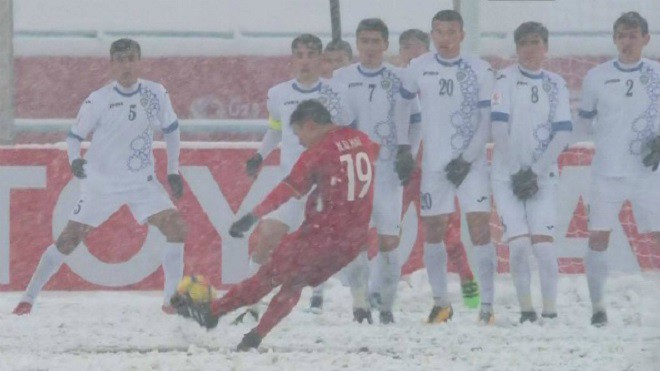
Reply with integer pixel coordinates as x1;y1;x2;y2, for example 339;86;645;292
427;305;453;323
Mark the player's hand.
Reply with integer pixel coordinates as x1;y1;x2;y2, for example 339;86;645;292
395;145;415;186
70;158;87;179
511;168;539;201
168;174;184;199
229;213;258;238
445;155;471;188
246;153;263;177
642;135;660;171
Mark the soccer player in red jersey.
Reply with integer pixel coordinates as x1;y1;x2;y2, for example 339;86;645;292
173;100;377;351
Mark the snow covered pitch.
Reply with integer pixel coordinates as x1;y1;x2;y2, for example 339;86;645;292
1;272;658;370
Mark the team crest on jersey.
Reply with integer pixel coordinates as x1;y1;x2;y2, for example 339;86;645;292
542;82;552;92
640;74;649;85
380;80;391;90
456;70;467;82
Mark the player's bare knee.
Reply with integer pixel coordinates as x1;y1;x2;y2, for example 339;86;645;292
378;235;399;252
149;209;187;242
251;246;271;265
588;231;610;251
531;235;553;244
423;215;449;243
55;222;91;254
466;212;491;245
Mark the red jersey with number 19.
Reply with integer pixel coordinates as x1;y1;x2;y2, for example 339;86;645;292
284;126;377;243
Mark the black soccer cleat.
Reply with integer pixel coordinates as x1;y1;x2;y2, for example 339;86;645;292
519;311;538;324
541;313;558;319
309;295;323;313
353;308;373;324
237;329;262;351
591;311;608;327
379;311;394;324
171;294;219;329
231;307;260;325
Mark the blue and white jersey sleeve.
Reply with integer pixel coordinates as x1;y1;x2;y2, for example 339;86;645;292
578;69;598;119
477;61;495;108
155;87;179;133
552;76;573;132
266;87;283;131
400;60;420;100
70;93;102;140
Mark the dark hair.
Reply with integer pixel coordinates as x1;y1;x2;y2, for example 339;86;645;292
613;11;648;36
291;34;323;53
399;29;430;49
110;38;141;58
325;39;353;60
514;21;549;46
290;100;332;126
356;18;389;42
432;10;463;30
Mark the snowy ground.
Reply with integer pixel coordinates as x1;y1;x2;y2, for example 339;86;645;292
1;271;659;371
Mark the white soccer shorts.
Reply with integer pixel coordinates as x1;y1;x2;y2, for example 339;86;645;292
69;178;175;227
589;171;660;233
492;179;557;240
371;164;403;236
420;161;490;217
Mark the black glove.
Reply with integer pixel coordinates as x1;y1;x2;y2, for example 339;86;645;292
642;135;660;171
445;155;471;188
395;145;415;186
511;168;539;201
171;293;219;329
229;213;258;238
168;174;184;199
70;158;87;179
246;153;263;177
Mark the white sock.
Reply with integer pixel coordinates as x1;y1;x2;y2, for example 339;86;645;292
424;242;449;307
343;251;370;309
312;282;325;297
22;244;66;304
533;242;558;315
508;237;533;312
473;243;497;311
368;252;382;298
584;249;608;313
161;241;184;305
377;250;401;312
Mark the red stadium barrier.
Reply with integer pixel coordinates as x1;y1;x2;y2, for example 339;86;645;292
0;145;657;292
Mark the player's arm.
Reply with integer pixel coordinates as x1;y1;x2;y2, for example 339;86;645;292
395;66;419;185
576;70;598;136
157;87;184;199
230;148;317;238
409;107;422;157
67;95;100;179
463;64;495;163
247;90;283;177
490;71;519;175
531;79;573;175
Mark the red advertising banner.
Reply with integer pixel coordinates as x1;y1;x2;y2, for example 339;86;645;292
0;144;658;291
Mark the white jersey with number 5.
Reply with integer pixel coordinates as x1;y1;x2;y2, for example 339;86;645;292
400;53;494;171
69;79;178;192
579;59;660;177
267;79;353;173
333;63;420;164
490;65;573;181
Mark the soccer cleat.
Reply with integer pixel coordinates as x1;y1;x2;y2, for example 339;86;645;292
427;305;453;324
237;329;262;351
461;280;480;309
379;311;394;324
477;311;495;326
519;311;538;324
161;304;177;315
591;311;608;327
368;292;382;309
541;313;557;319
353;308;373;324
232;307;260;325
309;295;323;314
172;294;219;329
13;302;32;315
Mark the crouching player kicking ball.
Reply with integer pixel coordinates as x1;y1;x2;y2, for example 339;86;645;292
173;100;377;351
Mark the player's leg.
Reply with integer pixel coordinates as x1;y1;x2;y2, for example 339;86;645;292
444;201;479;309
342;248;372;323
459;162;496;323
492;180;534;323
584;175;626;326
309;282;325;313
527;182;559;319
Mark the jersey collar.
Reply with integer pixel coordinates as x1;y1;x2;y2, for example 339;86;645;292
292;81;322;93
113;81;142;97
518;66;544;80
613;60;643;72
357;64;386;77
434;54;462;67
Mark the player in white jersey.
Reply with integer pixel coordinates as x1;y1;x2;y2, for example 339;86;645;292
397;28;481;309
236;34;353;323
13;39;187;315
398;10;496;324
491;23;573;324
328;18;417;324
578;12;660;327
309;39;354;313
